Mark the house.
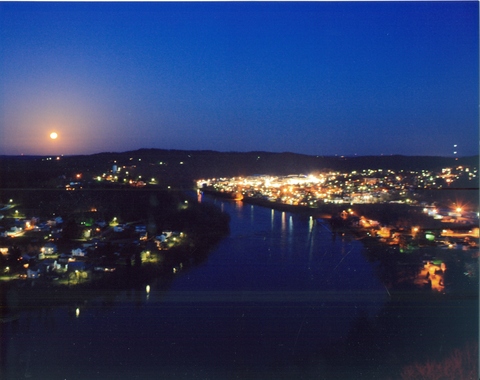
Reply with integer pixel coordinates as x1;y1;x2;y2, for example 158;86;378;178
40;259;61;274
113;225;124;232
441;228;480;239
6;226;23;237
43;242;58;255
34;222;50;232
377;226;392;239
57;254;72;268
135;225;147;233
71;248;87;257
27;266;41;279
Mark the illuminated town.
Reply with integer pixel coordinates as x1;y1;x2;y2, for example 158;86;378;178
0;149;478;380
196;165;479;294
1;154;478;294
196;165;478;207
2;2;478;378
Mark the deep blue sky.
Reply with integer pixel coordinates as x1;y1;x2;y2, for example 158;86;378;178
1;2;478;156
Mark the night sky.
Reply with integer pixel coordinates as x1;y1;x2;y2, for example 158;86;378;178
1;2;478;157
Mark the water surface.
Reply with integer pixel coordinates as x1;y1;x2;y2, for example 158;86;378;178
0;196;421;379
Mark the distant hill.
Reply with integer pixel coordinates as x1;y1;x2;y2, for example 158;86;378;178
0;149;478;188
91;149;479;177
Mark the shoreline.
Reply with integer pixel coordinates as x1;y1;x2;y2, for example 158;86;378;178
200;189;479;296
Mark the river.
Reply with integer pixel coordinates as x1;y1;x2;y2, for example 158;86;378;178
1;194;476;379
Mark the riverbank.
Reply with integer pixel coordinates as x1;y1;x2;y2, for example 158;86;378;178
3;187;477;380
201;189;437;225
0;189;231;320
201;189;479;296
241;195;335;218
0;228;229;322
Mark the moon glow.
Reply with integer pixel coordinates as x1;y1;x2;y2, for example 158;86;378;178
50;132;58;140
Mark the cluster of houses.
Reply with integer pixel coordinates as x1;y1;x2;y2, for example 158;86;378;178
335;208;478;293
0;210;185;283
1;216;64;238
197;163;478;208
337;206;479;251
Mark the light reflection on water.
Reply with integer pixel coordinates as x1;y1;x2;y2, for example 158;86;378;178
3;195;389;379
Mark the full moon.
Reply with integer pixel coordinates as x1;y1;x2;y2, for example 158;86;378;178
50;132;58;140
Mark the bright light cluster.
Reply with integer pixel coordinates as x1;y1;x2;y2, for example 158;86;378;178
197;163;478;208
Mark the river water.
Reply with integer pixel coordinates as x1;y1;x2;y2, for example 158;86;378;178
2;195;476;379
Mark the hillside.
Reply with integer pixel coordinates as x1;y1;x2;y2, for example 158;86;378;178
0;149;478;189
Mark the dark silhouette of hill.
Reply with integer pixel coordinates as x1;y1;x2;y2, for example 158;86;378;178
0;149;478;189
89;149;478;182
